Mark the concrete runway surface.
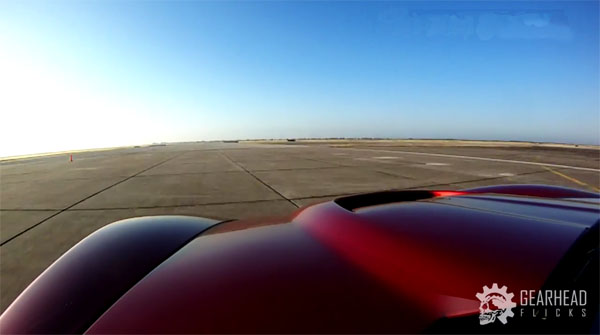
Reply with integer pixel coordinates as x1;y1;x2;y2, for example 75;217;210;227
1;141;599;311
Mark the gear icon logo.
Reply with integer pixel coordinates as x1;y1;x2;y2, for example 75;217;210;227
476;283;516;325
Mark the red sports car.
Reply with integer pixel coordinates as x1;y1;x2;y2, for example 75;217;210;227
0;184;598;334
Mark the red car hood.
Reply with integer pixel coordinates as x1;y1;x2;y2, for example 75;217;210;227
86;193;597;333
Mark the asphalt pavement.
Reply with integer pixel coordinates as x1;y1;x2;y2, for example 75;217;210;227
1;141;598;311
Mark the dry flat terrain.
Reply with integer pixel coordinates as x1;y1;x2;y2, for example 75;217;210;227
1;140;599;311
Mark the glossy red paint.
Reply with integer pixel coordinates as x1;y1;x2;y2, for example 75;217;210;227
87;224;432;333
296;199;586;312
86;193;590;333
431;191;468;197
465;184;600;198
434;194;600;225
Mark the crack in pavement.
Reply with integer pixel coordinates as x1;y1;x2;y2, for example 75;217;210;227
219;152;299;208
2;166;592;212
2;151;595;246
0;153;185;247
10;199;295;211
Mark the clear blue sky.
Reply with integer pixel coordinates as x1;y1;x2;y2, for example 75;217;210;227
1;1;598;156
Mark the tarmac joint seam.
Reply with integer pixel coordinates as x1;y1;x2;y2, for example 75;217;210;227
0;153;184;247
219;152;299;209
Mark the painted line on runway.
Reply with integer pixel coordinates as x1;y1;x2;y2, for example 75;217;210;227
404;168;555;190
543;166;600;192
350;148;600;172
